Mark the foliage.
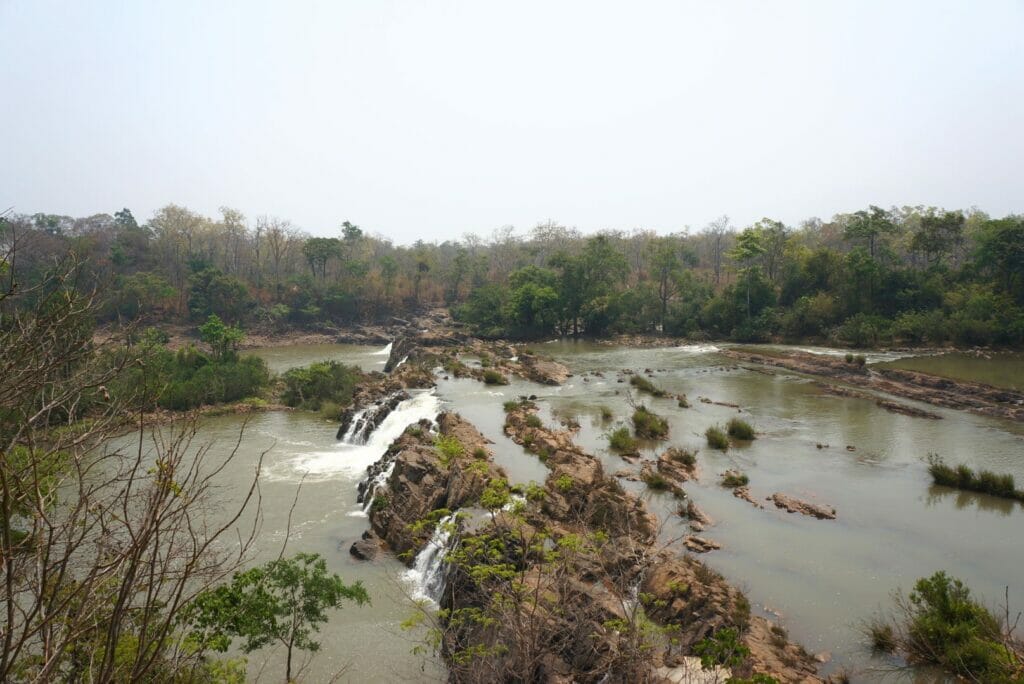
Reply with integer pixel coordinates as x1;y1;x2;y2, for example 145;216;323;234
629;375;667;397
608;427;639;454
198;314;245;361
189;554;368;682
726;418;755;441
694;627;750;669
927;455;1023;502
705;426;729;451
720;471;749;488
632;405;669;439
280;360;360;411
482;369;509;385
435;435;466;467
868;572;1023;682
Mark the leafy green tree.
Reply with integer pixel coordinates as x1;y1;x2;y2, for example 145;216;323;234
188;553;369;683
188;267;253;323
302;237;342;280
728;227;767;319
199;314;245;361
974;216;1024;303
844;205;895;259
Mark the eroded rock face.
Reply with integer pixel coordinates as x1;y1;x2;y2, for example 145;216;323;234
366;413;506;558
642;555;822;683
769;493;836;520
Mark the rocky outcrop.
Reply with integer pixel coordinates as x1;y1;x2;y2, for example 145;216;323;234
366;413;506;558
683;536;721;553
733;486;765;509
349;530;381;561
816;383;942;419
642;555;822;683
336;390;410;441
518;352;571;385
723;348;1024;422
657;447;698;483
769;493;836;520
363;402;821;683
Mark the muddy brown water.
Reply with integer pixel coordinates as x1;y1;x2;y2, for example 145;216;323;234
123;342;1023;681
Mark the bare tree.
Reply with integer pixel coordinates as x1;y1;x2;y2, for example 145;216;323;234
0;257;264;681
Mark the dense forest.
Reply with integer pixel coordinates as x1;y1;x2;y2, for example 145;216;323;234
2;204;1023;347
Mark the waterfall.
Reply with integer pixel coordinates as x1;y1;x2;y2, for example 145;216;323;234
339;407;368;443
404;513;456;605
360;460;396;513
373;341;393;356
277;391;439;482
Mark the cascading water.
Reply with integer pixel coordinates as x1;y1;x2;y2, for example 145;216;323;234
267;390;439;482
373;341;393;356
404;513;456;604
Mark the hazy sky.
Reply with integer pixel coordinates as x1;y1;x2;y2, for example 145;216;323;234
2;1;1022;242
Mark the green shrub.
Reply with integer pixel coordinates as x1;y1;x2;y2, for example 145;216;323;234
896;572;1020;681
855;354;867;367
928;454;1023;501
525;414;543;428
482;369;509;385
726;417;755;441
642;471;670;491
665;447;697;467
705;426;729;451
599;405;614;421
472;447;488;460
693;627;750;669
434;435;465;467
281;360;360;411
608;427;638;454
503;400;519;412
630;375;667;397
632;405;669;438
844;352;854;363
115;344;271;411
720;470;749;488
555;474;574;492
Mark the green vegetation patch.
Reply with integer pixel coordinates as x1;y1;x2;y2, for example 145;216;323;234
281;359;361;412
726;417;756;441
705;425;729;451
928;455;1024;502
632;405;669;439
608;427;639;454
630;375;667;397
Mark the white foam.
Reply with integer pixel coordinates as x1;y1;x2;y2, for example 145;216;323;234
373;342;393;356
403;513;455;605
264;391;440;482
676;344;720;354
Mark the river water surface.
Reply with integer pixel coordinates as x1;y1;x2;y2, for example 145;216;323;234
177;342;1024;681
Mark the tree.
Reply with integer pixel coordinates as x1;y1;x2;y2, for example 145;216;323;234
974;216;1024;303
648;237;696;331
199;314;245;361
843;205;895;259
728;227;767;319
189;553;369;683
1;258;262;681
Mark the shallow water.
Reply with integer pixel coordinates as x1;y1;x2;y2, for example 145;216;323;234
876;350;1024;391
132;341;1023;681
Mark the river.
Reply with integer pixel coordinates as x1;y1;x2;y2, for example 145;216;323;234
171;341;1024;681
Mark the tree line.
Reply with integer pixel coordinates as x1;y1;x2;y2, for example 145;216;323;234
3;203;1022;346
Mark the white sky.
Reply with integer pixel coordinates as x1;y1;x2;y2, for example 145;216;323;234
1;0;1022;242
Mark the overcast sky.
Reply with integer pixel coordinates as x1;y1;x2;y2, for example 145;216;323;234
2;1;1022;242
